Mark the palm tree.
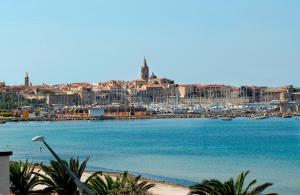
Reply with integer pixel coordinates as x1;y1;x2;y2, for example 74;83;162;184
10;160;41;195
36;157;89;195
129;174;155;194
86;171;154;195
189;171;278;195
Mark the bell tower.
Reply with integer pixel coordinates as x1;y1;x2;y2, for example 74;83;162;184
141;58;149;81
25;72;29;87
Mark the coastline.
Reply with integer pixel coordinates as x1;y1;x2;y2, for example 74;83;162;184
82;170;190;195
1;112;300;122
33;168;190;195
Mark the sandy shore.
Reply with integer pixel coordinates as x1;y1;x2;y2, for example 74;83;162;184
81;171;190;195
34;169;190;195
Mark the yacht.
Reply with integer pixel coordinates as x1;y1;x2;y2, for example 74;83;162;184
253;116;268;120
192;105;206;114
173;107;188;114
220;117;233;121
282;115;292;118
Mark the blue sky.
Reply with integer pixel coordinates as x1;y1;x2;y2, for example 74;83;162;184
0;0;299;86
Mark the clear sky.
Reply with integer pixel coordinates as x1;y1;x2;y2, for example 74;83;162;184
0;0;299;86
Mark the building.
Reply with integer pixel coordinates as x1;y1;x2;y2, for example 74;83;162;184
94;82;128;105
150;77;174;85
141;58;149;81
127;82;176;104
24;72;30;87
46;93;80;106
78;91;95;105
178;84;248;105
0;151;12;195
137;84;166;103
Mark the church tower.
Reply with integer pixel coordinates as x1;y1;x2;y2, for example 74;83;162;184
25;72;29;87
141;58;149;81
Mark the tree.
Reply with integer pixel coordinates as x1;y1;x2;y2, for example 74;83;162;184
189;171;278;195
86;171;155;195
36;157;89;195
10;160;41;195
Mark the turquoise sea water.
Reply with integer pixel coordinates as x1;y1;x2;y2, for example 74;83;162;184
0;118;299;194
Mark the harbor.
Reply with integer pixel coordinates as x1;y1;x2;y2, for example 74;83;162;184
1;101;300;122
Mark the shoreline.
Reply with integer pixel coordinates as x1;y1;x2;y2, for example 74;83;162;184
1;112;300;122
32;166;190;195
83;170;190;195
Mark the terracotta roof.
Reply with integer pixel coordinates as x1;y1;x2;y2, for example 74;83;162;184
142;84;164;89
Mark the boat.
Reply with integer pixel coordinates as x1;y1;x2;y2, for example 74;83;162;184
173;106;188;114
220;117;233;121
191;105;206;114
282;115;292;118
0;120;7;124
253;116;268;120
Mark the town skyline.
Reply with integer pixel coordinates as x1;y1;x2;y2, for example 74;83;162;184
1;1;299;86
1;59;299;88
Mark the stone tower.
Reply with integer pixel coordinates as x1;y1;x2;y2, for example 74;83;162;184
25;72;29;87
141;58;149;81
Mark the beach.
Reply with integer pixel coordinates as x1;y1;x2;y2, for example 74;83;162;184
33;169;190;195
82;171;190;195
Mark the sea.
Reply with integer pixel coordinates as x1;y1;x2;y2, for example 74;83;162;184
0;118;299;194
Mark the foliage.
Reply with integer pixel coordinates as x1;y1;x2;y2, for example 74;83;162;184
10;160;42;195
86;171;155;195
35;157;89;195
10;159;278;195
0;92;46;110
189;171;278;195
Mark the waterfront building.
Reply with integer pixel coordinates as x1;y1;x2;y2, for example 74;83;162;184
138;84;165;103
58;83;96;105
292;90;300;111
94;81;128;105
177;84;269;106
135;83;177;104
78;91;95;105
46;93;80;106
